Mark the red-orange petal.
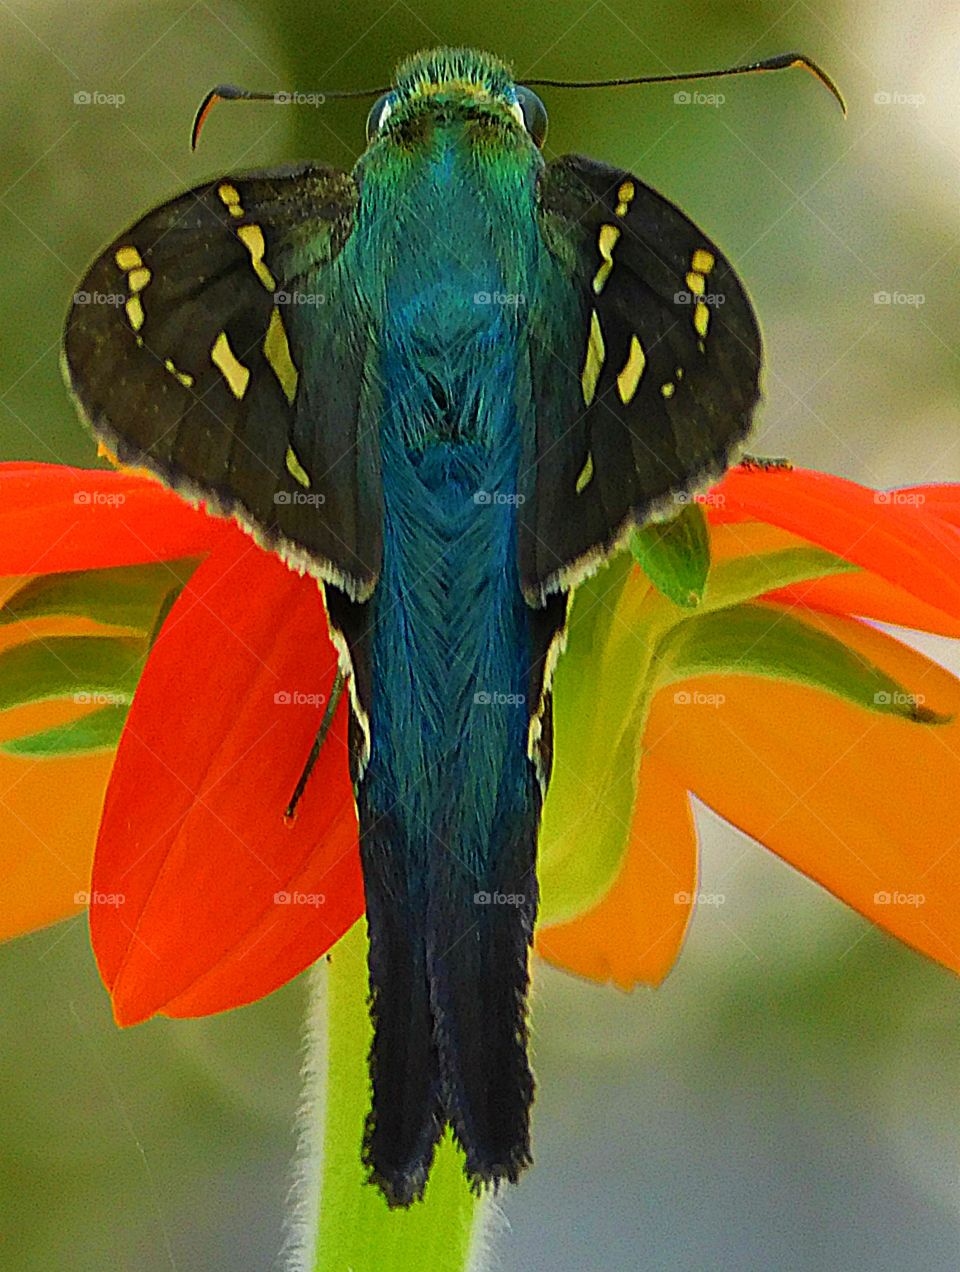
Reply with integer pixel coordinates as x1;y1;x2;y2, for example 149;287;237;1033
536;753;697;988
645;609;960;975
0;462;230;575
767;572;960;638
710;467;960;617
91;535;363;1023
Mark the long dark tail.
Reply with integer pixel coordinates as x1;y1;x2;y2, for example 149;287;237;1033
324;581;564;1208
356;776;539;1205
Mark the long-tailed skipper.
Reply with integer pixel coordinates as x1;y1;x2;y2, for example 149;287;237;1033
63;45;843;1206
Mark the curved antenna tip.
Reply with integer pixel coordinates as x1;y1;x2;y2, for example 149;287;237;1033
786;52;847;117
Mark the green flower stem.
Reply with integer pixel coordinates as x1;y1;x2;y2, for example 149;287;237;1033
291;920;484;1272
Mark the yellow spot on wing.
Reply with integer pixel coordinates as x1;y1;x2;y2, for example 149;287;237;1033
125;296;144;333
616;334;646;404
692;248;715;273
661;381;675;398
615;180;635;218
164;357;194;388
575;452;594;494
217;183;244;218
285;445;311;488
263;308;299;404
115;246;142;271
211;330;250;399
237;224;277;292
581;309;605;406
694;301;710;338
127;266;151;293
592;223;620;294
685;271;705;295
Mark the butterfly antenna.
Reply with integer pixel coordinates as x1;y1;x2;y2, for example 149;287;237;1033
523;51;846;116
191;81;390;149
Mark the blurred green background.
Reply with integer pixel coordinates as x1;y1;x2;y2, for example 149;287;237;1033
2;0;959;1268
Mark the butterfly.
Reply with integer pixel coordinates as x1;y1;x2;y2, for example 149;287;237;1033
63;45;842;1206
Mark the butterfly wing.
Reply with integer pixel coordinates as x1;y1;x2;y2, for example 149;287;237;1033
63;163;381;600
523;154;762;602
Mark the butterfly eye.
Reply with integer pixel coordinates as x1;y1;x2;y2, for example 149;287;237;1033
514;86;548;147
366;93;393;141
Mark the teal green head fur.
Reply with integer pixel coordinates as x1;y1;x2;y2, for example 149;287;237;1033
63;44;764;1208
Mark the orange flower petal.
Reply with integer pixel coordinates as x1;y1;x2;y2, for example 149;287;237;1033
710;467;960;617
0;612;129;942
92;536;363;1023
537;753;697;988
646;609;960;974
0;462;229;575
0;703;112;941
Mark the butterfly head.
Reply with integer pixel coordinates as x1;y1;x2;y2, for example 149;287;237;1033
365;47;547;149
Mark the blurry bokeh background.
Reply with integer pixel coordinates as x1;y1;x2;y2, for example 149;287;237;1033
1;0;959;1268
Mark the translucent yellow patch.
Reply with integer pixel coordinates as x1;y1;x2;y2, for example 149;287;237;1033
263;308;299;404
114;246;142;271
217;183;244;218
125;296;144;333
126;266;151;293
285;445;311;488
592;224;621;295
237;224;277;292
685;271;705;296
616;335;646;405
691;248;715;274
581;309;605;406
164;357;194;388
575;451;594;494
615;180;635;218
660;381;675;398
694;302;710;338
211;330;249;399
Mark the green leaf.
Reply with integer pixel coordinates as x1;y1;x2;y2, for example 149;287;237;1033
0;560;199;632
539;551;655;924
0;635;146;713
308;921;480;1272
1;703;127;756
700;546;858;615
630;501;710;608
655;602;950;723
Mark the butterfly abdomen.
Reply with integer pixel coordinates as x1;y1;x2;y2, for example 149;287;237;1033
354;268;543;1201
